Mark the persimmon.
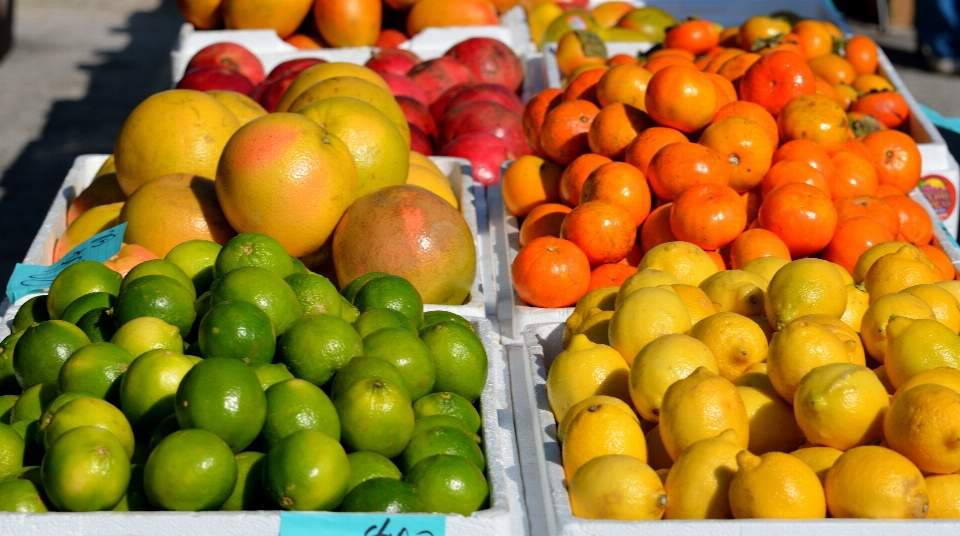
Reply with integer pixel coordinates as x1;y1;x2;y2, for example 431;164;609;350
832;83;858;110
522;88;563;157
664;19;720;55
563;67;607;105
834;195;900;236
645;64;718;133
918;244;957;281
738;15;791;51
845;35;879;75
831;151;878;199
704;48;746;73
581;162;652;227
587;103;654;160
589;263;637;290
639;202;677;253
851;73;894;93
758;182;838;257
540;99;600;165
511;236;591;308
742;186;762;223
607;54;639;66
642;53;695;74
647;48;696;61
621;244;642;267
740;50;817;116
596;64;652;110
814;76;839;100
712;100;779;148
502;155;563;218
861;130;922;194
793;20;834;58
699;116;774;193
761;159;833;197
875;184;903;197
717;52;761;86
729;228;792;269
556;30;608;76
646;142;731;201
850;91;910;129
772;140;836;184
705;72;738;108
822;216;896;275
559;153;612;207
777;93;849;150
807;53;857;84
560;200;637;266
519;203;571;247
882;194;934;245
828;138;873;161
756;32;806;56
623;126;689;175
670;183;747;250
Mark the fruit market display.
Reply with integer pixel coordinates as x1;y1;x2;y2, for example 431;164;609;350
176;0;519;49
0;236;490;514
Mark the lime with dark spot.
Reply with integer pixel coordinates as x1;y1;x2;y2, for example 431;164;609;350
198;300;275;365
60;292;116;325
76;307;116;343
215;233;295;279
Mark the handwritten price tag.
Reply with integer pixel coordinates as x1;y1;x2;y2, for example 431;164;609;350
5;223;127;303
280;512;445;536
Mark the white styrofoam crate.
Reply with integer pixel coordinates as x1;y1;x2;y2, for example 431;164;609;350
513;324;960;534
170;6;532;84
2;317;528;536
0;153;493;340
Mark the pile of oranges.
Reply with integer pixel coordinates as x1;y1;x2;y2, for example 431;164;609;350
505;14;949;308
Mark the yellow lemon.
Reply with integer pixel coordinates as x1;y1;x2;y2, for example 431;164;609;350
546;334;631;423
645;424;673;471
925;474;960;518
901;283;960;333
637;241;718;286
663;429;743;519
824;445;929;519
764;259;847;330
627;334;719;422
689;312;768;381
864;245;938;304
884;317;960;389
873;364;896;394
409;151;443;175
852;241;912;284
564;286;619;347
557;395;638;443
729;451;826;519
659;367;749;460
937;280;960;303
858;292;934;363
793;363;889;450
795;314;866;366
741;256;789;283
670;284;717;324
736;383;806;455
790;446;844;486
841;283;870;332
569;454;667;520
699;270;769;317
766;319;851;403
748;316;775;342
609;286;692;366
615;268;679;307
891;367;960;405
884;383;960;474
827;260;855;285
573;308;614;346
562;402;647;481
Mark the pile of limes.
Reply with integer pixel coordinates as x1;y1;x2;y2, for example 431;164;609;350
0;232;489;515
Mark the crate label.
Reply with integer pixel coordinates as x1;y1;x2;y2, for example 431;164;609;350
5;223;127;303
280;512;445;536
920;174;957;221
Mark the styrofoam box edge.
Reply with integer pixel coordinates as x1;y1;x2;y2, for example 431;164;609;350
0;153;491;339
515;324;960;535
3;317;527;536
170;5;533;83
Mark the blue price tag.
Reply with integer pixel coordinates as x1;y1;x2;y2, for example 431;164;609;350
5;222;127;303
280;512;445;536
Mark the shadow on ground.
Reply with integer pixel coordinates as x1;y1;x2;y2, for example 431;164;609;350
0;0;181;284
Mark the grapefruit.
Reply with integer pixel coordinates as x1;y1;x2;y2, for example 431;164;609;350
54;202;123;262
332;185;475;305
206;90;267;126
275;63;390;113
216;113;358;258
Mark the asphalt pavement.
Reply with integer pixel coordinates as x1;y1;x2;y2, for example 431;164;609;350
0;0;958;286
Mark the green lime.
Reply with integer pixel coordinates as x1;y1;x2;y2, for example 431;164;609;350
285;273;342;317
334;377;414;459
340;272;389;303
262;429;350;511
220;451;269;511
113;274;197;337
42;425;130;511
339;295;359;323
198;300;275;365
143;429;237;511
60;292;116;325
210;266;303;335
184;339;204;358
0;422;24;480
291;256;308;274
413;392;481;434
419;322;487;402
215;233;295;280
277;314;362;387
8;465;42;486
12;295;49;333
0;479;48;512
340;477;425;513
47;261;121;320
147;413;179;451
121;259;197;300
36;391;89;445
165;240;222;295
9;382;58;424
8;421;39;462
112;463;151;511
353;275;424;329
354;308;417;338
58;342;135;401
110;316;183;357
421;310;473;332
263;379;339;448
413;415;480;443
362;328;436;401
346;451;402;492
250;362;295;391
76;307;116;343
194;290;213;324
406;454;488;515
330;356;410;402
44;397;136;458
0;395;17;424
13;320;91;389
175;358;266;453
119;349;196;432
130;441;151;465
0;331;22;394
401;426;485;474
